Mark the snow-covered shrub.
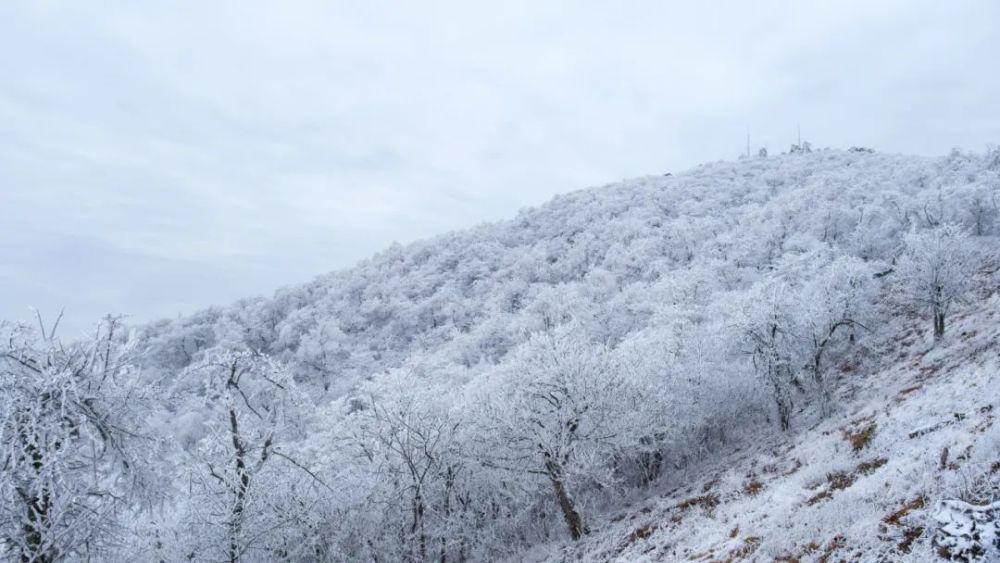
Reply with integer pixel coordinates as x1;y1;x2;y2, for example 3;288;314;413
933;500;1000;561
0;316;154;562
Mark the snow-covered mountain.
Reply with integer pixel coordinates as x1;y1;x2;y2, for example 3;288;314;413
138;148;997;394
3;147;999;562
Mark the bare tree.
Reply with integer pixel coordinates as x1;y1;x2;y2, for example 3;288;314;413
737;285;800;431
473;326;651;541
350;390;464;562
795;257;876;413
181;349;320;562
894;224;978;339
0;315;151;562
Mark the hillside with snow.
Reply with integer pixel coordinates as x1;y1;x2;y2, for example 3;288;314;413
532;299;1000;562
3;147;999;562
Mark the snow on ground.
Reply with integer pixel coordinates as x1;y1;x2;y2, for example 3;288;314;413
522;298;1000;562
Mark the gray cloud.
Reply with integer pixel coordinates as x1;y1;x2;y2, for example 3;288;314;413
2;0;999;334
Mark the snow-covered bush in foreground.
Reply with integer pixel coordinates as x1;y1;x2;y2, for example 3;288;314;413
0;316;155;562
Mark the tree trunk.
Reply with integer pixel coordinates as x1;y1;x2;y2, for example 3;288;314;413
766;365;792;432
934;311;945;339
411;489;426;561
20;434;54;563
544;459;586;540
229;408;249;563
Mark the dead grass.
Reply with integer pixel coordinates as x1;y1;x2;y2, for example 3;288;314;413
883;495;926;526
615;523;658;556
774;540;822;563
827;470;855;491
878;497;926;556
806;458;887;505
842;421;877;453
895;526;924;553
742;479;764;497
676;493;720;512
714;536;761;563
817;534;846;563
896;384;923;400
806;490;832;506
623;524;656;543
687;549;715;560
856;457;888;475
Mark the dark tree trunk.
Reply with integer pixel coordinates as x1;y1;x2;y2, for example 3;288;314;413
544;459;586;540
229;408;248;563
411;489;426;561
20;433;54;563
934;311;945;339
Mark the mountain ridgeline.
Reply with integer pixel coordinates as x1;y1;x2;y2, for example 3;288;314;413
2;147;999;561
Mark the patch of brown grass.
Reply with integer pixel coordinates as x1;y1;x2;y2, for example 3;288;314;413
827;470;855;491
616;523;658;556
779;535;846;563
842;421;877;453
806;490;832;506
676;493;720;512
917;363;942;380
687;549;714;560
897;526;924;553
817;534;846;563
807;459;887;506
774;540;821;562
856;457;888;475
896;384;923;400
774;541;820;563
883;495;926;526
624;524;656;543
743;479;764;497
716;536;761;563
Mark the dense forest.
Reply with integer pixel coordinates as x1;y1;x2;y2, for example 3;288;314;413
3;147;999;561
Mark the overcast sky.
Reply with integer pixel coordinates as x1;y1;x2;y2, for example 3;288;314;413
2;1;999;336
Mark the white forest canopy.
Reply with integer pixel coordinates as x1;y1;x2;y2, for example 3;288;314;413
2;147;999;561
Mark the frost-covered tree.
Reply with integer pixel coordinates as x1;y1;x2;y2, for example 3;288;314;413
794;256;878;411
0;315;152;562
176;349;320;562
473;326;653;540
894;224;978;339
347;380;465;562
735;284;802;431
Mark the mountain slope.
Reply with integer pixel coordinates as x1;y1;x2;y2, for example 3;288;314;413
530;300;1000;562
127;147;999;561
138;148;995;396
8;147;999;562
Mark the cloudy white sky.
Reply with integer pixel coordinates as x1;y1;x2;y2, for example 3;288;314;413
2;1;999;335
